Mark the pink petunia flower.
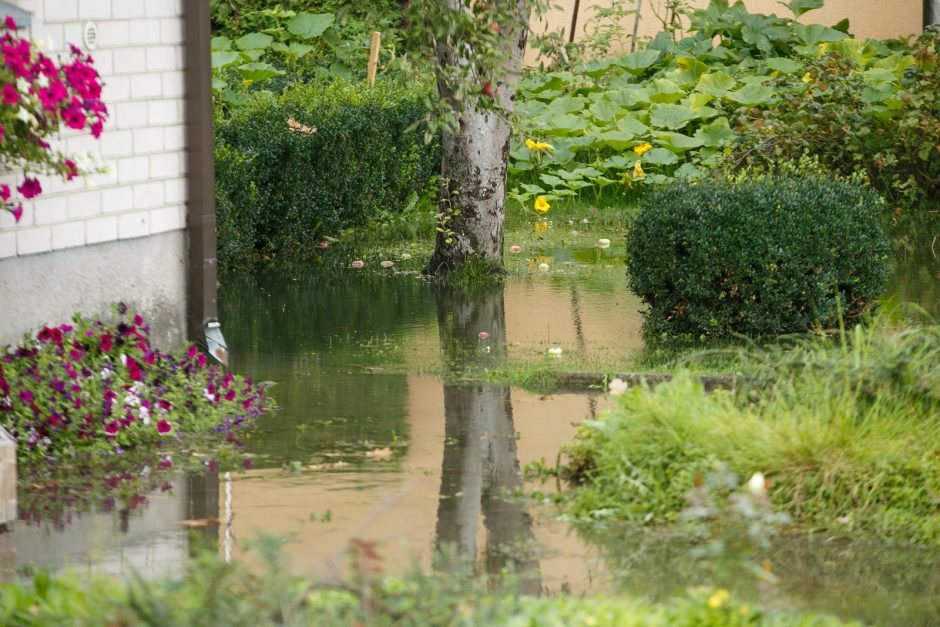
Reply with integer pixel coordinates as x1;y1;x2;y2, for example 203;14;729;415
156;419;172;434
10;203;22;223
17;177;41;199
1;83;17;104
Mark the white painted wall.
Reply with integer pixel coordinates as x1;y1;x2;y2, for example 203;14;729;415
0;0;190;348
0;0;187;259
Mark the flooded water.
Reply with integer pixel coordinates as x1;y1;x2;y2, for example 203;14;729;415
3;231;938;625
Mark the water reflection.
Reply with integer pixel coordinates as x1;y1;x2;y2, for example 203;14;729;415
433;286;540;592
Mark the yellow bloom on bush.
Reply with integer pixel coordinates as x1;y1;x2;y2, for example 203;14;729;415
707;589;730;609
533;219;549;233
633;142;652;156
633;161;645;178
526;138;553;151
534;196;551;213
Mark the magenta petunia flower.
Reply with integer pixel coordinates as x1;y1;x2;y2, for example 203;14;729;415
1;83;17;104
99;333;112;352
0;184;8;202
156;419;172;434
4;16;16;31
61;104;87;130
105;420;120;437
10;203;22;223
17;177;41;200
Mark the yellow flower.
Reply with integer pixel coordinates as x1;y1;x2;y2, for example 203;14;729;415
707;589;730;610
633;160;645;178
633;142;652;156
534;196;550;213
802;72;813;83
526;138;553;152
533;219;549;234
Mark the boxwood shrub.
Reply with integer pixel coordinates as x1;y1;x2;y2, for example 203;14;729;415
214;80;440;269
626;177;890;337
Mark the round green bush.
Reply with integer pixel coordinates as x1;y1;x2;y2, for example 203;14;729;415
626;177;890;337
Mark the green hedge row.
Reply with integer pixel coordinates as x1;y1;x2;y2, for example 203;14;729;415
214;80;440;269
626;176;890;337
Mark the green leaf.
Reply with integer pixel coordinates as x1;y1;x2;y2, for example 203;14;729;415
589;100;623;123
544;113;590;135
764;57;802;73
211;36;232;51
616;117;649;135
234;32;273;51
211;50;241;70
694;117;734;146
654;132;704;152
599;131;638;150
520;184;545;195
674;163;704;179
237;62;282;82
641;147;679;165
287;12;335;38
288;42;315;57
726;83;774;106
615;49;661;74
794;23;846;46
539;174;567;188
648;79;686;104
650;104;700;130
669;57;709;86
781;0;823;16
686;92;714;111
211;77;228;91
547;96;585;115
696;72;737;96
604;155;630;169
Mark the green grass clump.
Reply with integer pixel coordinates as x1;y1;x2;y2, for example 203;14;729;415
560;323;940;543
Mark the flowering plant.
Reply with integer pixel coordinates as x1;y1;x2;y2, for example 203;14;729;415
0;304;272;467
0;16;107;223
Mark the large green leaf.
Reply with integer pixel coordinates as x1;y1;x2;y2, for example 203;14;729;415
650;104;700;130
608;86;652;107
287;12;335;38
694;117;734;147
641;147;679;165
615;49;661;74
234;32;273;51
764;57;802;73
726;83;774;106
547;96;585;115
616;117;649;136
794;23;846;46
668;57;709;86
599;131;638;150
781;0;823;16
649;79;686;104
237;62;282;82
589;100;623;123
696;71;737;96
288;42;315;57
544;113;590;135
211;50;241;70
654;132;704;152
211;36;232;51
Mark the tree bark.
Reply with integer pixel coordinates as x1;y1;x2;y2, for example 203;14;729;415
424;1;530;277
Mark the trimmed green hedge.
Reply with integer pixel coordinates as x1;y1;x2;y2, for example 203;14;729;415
214;80;439;269
626;177;890;337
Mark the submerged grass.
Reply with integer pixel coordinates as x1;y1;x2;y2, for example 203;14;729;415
558;322;940;544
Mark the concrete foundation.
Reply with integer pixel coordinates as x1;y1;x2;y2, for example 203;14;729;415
0;231;188;350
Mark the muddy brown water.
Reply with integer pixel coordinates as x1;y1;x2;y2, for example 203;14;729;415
3;235;938;626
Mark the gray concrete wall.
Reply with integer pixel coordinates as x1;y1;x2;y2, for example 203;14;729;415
0;230;187;349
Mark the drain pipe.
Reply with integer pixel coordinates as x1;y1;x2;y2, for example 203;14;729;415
927;0;940;27
183;1;227;365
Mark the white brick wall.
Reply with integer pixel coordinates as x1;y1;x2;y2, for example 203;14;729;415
0;0;188;256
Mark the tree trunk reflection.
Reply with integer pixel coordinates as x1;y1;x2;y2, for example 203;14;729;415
433;285;541;594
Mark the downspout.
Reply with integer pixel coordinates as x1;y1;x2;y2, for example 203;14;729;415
183;1;227;364
927;0;940;27
569;0;581;43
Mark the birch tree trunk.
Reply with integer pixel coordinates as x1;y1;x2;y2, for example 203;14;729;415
424;0;530;277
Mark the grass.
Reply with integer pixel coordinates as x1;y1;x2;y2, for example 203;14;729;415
556;321;940;544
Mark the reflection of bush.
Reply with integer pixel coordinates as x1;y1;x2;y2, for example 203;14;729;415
214;80;440;270
627;176;889;337
221;273;437;466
